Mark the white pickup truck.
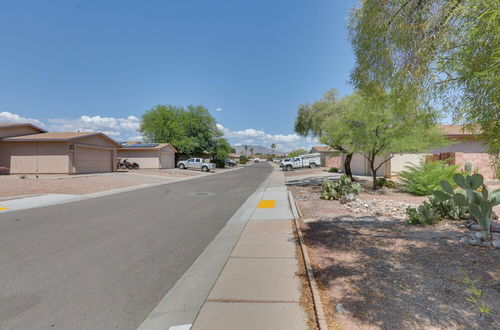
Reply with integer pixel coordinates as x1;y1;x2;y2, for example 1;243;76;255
281;153;321;171
177;158;215;172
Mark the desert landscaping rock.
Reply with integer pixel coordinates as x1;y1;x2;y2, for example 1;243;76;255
345;198;416;219
475;231;486;240
459;237;469;244
469;238;481;246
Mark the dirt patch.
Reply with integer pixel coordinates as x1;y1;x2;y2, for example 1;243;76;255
0;175;139;197
291;184;500;329
285;168;332;177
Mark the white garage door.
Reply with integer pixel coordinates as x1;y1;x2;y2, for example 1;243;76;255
160;152;174;169
75;146;112;174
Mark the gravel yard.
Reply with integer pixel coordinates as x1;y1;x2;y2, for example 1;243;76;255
289;175;500;330
0;174;140;198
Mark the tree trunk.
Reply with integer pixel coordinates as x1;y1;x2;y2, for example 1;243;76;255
344;153;354;180
370;160;377;190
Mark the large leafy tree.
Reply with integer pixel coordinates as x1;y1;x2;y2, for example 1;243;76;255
349;0;500;160
140;104;231;162
322;93;444;189
295;89;357;179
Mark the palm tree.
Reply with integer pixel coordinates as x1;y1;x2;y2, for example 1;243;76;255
250;147;254;157
271;143;276;155
244;145;248;156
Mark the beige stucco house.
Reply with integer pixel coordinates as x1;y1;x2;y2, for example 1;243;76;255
0;123;119;174
309;146;342;168
333;124;496;179
118;143;177;169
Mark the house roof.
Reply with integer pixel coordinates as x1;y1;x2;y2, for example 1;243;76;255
0;122;47;133
438;124;477;138
118;143;178;152
310;145;334;153
2;132;120;145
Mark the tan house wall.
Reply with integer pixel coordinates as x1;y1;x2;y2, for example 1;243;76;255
8;141;70;174
0;126;43;139
343;153;389;177
118;149;160;168
389;153;429;177
160;151;175;168
0;142;10;173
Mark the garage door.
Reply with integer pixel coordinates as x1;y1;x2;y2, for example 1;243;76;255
160;152;174;169
350;153;367;176
75;146;112;174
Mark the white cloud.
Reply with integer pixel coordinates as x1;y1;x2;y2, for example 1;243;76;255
216;107;223;112
48;115;140;133
1;111;141;141
0;111;44;127
126;135;144;141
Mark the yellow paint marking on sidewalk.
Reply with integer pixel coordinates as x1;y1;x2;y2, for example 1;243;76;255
0;207;8;211
257;200;275;208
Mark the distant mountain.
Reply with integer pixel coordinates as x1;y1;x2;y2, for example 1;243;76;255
232;145;286;156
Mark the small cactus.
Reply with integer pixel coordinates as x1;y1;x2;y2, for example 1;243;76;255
464;162;472;175
433;170;500;239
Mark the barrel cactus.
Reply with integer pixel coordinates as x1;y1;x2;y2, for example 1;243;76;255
432;170;500;239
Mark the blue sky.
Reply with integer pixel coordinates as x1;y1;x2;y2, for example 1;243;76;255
0;0;359;151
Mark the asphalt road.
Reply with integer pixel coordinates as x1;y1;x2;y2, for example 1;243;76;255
0;163;272;330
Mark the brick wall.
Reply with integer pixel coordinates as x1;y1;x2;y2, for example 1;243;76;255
428;152;497;179
325;156;341;168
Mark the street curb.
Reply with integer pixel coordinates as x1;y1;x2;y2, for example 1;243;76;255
288;190;328;330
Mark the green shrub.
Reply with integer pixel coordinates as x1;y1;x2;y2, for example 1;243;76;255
428;195;469;220
320;175;363;200
328;167;339;173
376;177;396;189
406;201;442;225
398;160;459;196
239;155;249;164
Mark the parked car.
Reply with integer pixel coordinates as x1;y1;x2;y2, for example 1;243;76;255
225;159;237;167
177;158;215;172
281;153;320;171
253;158;260;163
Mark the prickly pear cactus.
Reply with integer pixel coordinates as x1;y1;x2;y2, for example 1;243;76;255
432;170;500;239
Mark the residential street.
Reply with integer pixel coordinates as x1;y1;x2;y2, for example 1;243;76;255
0;163;272;330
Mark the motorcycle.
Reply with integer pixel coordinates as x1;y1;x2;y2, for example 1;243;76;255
117;158;139;170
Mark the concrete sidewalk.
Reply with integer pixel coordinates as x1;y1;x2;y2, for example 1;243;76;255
191;167;308;330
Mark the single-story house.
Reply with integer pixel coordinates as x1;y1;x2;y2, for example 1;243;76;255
340;124;497;179
118;142;178;169
228;153;241;163
309;146;342;168
0;124;119;174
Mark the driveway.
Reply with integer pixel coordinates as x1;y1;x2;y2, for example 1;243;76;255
0;167;239;199
0;163;272;329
